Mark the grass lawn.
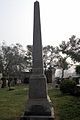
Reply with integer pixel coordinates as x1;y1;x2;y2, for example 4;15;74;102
49;87;80;120
0;84;80;120
0;84;28;120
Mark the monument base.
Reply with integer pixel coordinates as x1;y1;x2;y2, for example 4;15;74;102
20;115;54;120
20;97;54;120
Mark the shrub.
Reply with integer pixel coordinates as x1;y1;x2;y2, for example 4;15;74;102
60;79;76;95
1;77;6;88
74;85;80;96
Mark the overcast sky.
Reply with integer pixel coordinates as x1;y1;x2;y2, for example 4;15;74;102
0;0;80;48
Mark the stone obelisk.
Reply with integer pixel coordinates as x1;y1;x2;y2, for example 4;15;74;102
22;1;54;120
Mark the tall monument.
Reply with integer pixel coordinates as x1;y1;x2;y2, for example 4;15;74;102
22;1;54;120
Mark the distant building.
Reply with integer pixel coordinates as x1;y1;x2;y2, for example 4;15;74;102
54;65;80;84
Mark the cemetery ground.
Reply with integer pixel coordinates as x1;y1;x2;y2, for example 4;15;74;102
0;84;80;120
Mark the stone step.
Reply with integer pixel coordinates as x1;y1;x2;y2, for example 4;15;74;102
20;115;54;120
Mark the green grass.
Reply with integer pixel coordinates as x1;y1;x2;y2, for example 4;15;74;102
0;84;80;120
49;87;80;120
0;84;28;120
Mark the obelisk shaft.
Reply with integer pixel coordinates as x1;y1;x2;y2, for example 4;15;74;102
29;1;47;99
33;1;43;74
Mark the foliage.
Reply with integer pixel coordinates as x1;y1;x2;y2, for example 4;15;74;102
1;77;6;88
58;56;69;79
0;42;26;77
74;86;80;96
60;79;76;94
0;54;3;73
59;35;80;63
24;45;32;71
76;65;80;74
49;88;80;120
25;45;61;70
0;43;62;77
43;45;60;69
58;57;68;70
45;67;52;83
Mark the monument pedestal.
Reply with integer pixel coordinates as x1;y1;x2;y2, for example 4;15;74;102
21;116;54;120
21;74;54;120
21;98;54;120
21;99;54;119
24;98;54;116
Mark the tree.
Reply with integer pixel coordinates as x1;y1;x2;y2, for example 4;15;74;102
76;65;80;75
0;54;3;73
0;42;26;78
59;35;80;63
24;45;61;72
43;45;60;70
58;56;68;79
24;45;32;71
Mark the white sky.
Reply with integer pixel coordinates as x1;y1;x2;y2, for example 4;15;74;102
0;0;80;48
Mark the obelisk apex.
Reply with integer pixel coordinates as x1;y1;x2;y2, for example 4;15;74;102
33;1;43;74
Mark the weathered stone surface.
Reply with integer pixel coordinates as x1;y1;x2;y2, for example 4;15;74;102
33;1;43;74
29;0;48;101
21;115;54;120
21;1;54;120
29;75;47;99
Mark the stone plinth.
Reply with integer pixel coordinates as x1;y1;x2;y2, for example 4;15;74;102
21;115;54;120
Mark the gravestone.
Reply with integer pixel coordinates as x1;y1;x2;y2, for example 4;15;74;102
21;1;54;120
